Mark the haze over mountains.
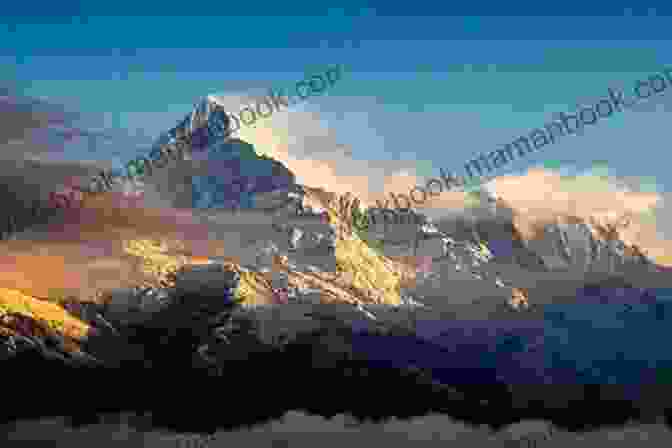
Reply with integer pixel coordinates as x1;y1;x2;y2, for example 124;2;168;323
2;89;672;441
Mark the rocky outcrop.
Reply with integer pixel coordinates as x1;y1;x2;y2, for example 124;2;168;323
340;196;521;309
189;138;296;209
511;211;654;276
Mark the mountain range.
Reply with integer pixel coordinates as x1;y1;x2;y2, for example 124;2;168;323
1;93;672;432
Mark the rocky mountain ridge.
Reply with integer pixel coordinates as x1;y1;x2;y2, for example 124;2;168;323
0;95;416;367
0;94;668;417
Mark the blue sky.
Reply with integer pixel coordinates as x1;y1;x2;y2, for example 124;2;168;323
1;6;671;194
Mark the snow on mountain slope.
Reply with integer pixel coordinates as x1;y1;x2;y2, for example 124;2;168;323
3;93;672;390
337;162;671;317
484;168;661;274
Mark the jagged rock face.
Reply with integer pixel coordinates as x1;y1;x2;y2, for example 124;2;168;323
191;139;295;210
458;213;548;273
363;192;654;313
150;97;297;211
484;179;658;275
350;204;516;305
426;191;652;276
152;96;231;151
133;104;403;306
366;208;425;242
141;98;339;276
291;186;407;305
519;219;652;275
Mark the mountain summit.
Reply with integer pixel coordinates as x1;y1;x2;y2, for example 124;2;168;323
0;95;669;379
